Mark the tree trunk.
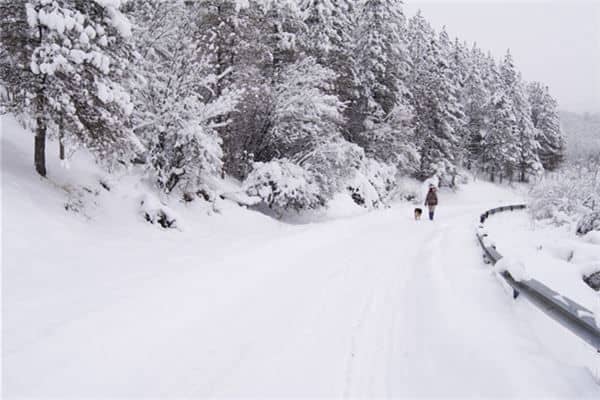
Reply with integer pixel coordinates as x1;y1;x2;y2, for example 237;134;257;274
59;131;65;160
34;24;48;177
34;117;47;177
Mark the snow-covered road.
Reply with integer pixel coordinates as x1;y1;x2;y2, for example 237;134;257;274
3;177;600;397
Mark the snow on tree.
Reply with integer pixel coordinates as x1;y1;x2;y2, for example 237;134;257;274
127;0;238;197
257;56;344;163
0;0;138;177
527;81;565;171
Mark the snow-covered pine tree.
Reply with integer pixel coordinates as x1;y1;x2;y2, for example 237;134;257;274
352;0;417;174
500;50;542;182
127;0;237;197
299;0;357;142
194;1;289;181
264;1;305;75
463;44;490;170
217;1;275;179
407;12;463;185
527;81;565;171
194;0;239;99
477;54;519;182
449;38;470;101
481;88;517;182
235;0;306;172
446;36;471;166
0;0;137;177
299;0;354;63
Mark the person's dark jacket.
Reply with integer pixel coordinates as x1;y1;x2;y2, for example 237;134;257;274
425;189;438;206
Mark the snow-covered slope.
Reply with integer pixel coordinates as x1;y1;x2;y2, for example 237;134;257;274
2;115;599;398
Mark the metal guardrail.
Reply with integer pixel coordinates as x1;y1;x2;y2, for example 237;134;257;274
476;204;600;352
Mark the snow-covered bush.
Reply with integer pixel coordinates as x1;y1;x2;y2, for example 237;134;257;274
139;194;179;229
243;160;325;212
347;158;397;209
144;120;225;197
291;141;397;210
391;176;425;203
583;271;600;291
576;211;600;236
529;160;600;227
301;140;365;199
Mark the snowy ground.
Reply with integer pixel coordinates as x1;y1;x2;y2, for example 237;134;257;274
2;115;600;398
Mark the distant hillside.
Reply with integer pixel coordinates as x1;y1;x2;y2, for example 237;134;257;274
560;111;600;160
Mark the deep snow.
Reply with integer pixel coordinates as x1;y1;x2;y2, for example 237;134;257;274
2;115;600;398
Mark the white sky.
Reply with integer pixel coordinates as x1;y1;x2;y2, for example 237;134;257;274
403;0;600;114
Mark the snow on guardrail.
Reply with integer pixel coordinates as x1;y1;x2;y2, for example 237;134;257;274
476;204;600;353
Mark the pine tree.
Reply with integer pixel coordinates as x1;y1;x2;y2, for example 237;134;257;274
447;37;471;164
407;12;463;184
353;0;410;126
261;57;344;162
223;1;307;178
300;0;354;63
481;89;517;182
463;44;490;170
500;50;542;182
527;82;564;171
351;0;416;172
0;0;137;177
300;0;356;141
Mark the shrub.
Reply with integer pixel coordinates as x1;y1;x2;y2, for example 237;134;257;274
243;160;325;212
529;159;600;227
347;158;397;209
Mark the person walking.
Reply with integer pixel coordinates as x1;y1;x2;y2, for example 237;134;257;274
424;184;438;221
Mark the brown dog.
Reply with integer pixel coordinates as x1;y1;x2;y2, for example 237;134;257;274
414;208;423;220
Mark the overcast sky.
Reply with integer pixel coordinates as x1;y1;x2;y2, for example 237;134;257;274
403;0;600;114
